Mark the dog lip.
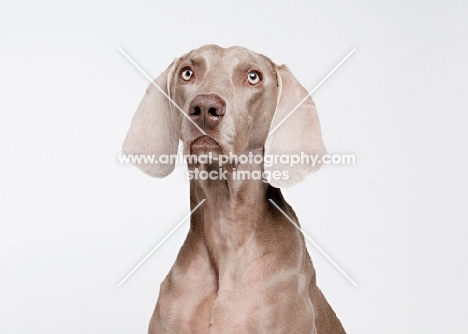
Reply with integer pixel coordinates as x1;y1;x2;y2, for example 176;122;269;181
190;135;220;147
189;135;222;155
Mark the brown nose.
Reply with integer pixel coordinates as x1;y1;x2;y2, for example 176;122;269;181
189;94;225;129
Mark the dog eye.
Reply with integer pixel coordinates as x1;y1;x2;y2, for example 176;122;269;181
181;68;193;81
247;71;261;85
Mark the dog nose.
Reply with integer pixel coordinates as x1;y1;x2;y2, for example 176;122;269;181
189;94;225;129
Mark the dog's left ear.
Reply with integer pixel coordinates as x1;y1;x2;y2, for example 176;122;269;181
122;59;181;178
264;64;326;188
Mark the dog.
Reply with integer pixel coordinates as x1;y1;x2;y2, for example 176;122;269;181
123;45;345;333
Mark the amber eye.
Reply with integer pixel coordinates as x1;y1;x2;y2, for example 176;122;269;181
247;71;261;85
181;68;193;81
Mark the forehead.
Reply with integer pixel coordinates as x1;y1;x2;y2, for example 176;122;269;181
181;45;274;70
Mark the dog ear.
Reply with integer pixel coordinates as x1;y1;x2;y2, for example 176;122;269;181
122;59;181;178
264;64;326;188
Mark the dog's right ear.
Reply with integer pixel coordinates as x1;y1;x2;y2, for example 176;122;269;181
122;60;181;178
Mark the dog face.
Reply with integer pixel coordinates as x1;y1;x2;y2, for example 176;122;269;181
123;45;325;187
171;45;279;161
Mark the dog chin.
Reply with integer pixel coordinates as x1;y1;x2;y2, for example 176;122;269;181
187;136;241;172
186;136;219;171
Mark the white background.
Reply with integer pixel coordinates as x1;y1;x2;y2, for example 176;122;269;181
1;0;467;333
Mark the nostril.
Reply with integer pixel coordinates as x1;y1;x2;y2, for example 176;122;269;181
208;107;218;117
189;94;226;122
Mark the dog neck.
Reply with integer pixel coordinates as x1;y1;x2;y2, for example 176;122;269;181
188;160;277;273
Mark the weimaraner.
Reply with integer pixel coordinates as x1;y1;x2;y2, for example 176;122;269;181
123;45;345;333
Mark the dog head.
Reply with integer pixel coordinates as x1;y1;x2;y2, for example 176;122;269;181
123;45;325;187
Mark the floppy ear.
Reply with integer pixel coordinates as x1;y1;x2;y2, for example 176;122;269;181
122;60;180;178
264;64;326;188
